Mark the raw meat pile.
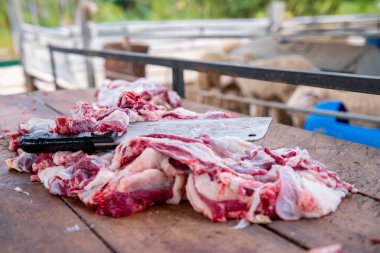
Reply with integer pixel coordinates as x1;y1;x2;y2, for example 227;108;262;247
96;78;181;109
6;79;355;224
9;79;232;151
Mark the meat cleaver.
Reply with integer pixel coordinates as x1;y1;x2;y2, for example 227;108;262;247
18;117;272;153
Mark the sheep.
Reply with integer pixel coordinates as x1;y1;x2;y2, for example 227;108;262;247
287;86;380;128
235;55;317;124
196;53;320;125
197;40;243;91
196;51;245;112
197;52;232;90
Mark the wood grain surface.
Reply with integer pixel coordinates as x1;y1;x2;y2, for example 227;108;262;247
0;94;111;253
1;89;379;253
267;194;380;253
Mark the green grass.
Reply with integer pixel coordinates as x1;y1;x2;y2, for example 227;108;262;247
0;29;15;59
337;1;380;14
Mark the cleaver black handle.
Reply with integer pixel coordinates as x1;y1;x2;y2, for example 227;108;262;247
18;132;118;153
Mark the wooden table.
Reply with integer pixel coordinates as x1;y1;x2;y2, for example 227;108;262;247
0;89;379;253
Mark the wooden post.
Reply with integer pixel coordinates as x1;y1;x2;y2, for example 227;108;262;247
268;0;285;33
78;0;96;88
7;0;21;56
30;0;39;26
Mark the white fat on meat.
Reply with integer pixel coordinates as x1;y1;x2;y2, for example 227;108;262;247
121;148;166;173
126;109;144;122
53;151;85;166
275;166;303;220
97;78;181;109
5;158;19;171
186;172;253;222
82;147;186;206
79;169;116;205
97;80;130;107
161;107;199;120
53;151;73;165
308;244;343;253
137;108;165;121
210;136;253;157
300;175;345;217
101;110;130;127
152;139;229;170
162;107;233;120
275;166;346;220
186;175;213;219
116;169;170;193
38;166;66;190
19;118;56;133
110;147;166;172
113;148;185;199
167;175;186;204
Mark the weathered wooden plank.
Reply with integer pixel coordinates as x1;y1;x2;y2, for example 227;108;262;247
266;194;380;253
0;171;111;253
0;93;54;131
32;89;96;115
65;199;305;253
0;94;112;253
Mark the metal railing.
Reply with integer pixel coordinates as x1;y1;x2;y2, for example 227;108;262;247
48;45;380;124
191;90;380;124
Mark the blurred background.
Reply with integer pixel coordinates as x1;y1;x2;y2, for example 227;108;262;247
0;0;379;147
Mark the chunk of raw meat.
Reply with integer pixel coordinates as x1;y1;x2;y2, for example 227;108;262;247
117;91;167;121
55;91;168;135
38;153;113;197
7;134;353;223
8;133;21;151
53;151;86;166
19;118;56;135
54;109;129;134
274;165;346;220
96;78;181;109
8;118;56;151
8;77;234;150
110;134;352;222
5;149;37;172
32;153;55;173
80;145;188;217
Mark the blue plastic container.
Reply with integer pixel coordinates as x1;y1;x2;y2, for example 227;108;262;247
304;100;380;148
366;37;380;48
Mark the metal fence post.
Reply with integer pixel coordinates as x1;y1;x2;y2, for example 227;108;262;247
172;67;185;98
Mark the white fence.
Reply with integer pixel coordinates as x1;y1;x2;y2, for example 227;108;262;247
14;14;380;90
